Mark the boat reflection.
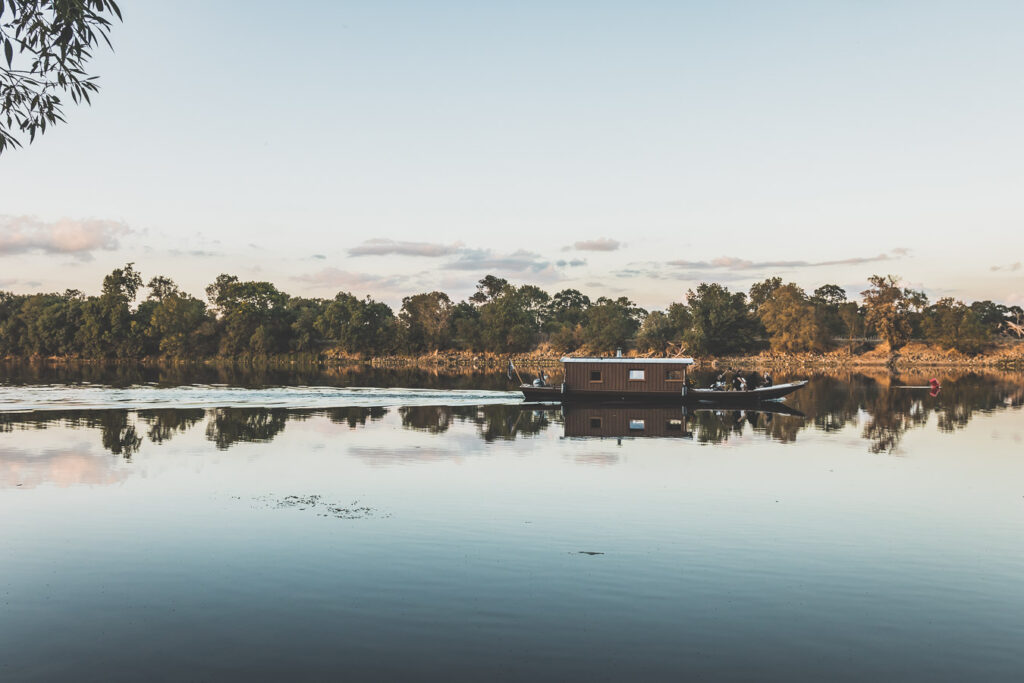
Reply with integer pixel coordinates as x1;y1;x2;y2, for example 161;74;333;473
553;401;804;442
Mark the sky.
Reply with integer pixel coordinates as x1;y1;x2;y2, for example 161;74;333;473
1;0;1022;309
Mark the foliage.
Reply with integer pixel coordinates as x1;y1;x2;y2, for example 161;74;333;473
580;296;645;352
0;267;1017;360
861;275;927;351
757;283;829;352
922;298;990;354
399;291;452;352
1;0;121;152
684;283;757;355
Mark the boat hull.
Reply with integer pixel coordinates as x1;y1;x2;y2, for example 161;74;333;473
520;380;808;404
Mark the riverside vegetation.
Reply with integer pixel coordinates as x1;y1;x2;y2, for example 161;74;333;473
1;265;1022;364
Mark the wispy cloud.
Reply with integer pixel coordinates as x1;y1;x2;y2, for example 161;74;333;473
0;215;130;261
990;261;1021;272
292;268;411;295
349;239;464;258
667;250;906;271
556;258;587;268
446;249;553;273
168;249;221;258
571;238;621;252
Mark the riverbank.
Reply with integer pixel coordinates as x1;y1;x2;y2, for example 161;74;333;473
368;340;1024;371
6;339;1023;371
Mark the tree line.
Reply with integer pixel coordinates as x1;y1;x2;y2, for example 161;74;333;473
1;266;1021;360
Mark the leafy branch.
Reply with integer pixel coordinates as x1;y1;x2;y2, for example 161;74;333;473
0;0;121;153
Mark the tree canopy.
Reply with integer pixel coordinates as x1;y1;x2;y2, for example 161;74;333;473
0;268;1016;360
1;0;121;152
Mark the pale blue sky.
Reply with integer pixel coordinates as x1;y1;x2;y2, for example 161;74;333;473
1;1;1022;308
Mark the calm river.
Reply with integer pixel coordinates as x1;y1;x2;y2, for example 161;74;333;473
2;364;1023;681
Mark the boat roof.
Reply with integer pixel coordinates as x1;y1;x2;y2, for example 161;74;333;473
561;356;694;365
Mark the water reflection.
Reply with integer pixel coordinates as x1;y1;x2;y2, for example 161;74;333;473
0;372;1021;463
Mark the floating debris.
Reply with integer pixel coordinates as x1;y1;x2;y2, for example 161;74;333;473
249;494;389;519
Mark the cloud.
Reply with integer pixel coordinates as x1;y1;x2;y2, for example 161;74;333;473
168;249;221;257
666;250;905;271
990;262;1021;272
311;254;327;260
349;239;464;258
292;268;410;294
571;238;621;252
446;249;554;273
556;259;587;268
0;215;130;261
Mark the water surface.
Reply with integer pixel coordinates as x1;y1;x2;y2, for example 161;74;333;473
2;365;1022;681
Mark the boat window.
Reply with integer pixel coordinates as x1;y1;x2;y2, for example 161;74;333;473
589;417;602;428
589;370;602;382
629;419;645;430
628;369;645;381
666;369;684;381
666;419;683;431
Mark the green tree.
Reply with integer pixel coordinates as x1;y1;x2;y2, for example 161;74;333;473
479;286;542;353
580;296;646;352
77;263;143;357
923;298;990;354
147;292;216;358
205;274;291;355
316;292;396;355
1;0;122;152
636;310;675;353
748;277;783;311
400;291;453;351
684;283;757;355
757;283;829;352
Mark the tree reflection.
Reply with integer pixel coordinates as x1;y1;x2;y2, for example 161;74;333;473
138;409;205;444
0;370;1021;453
399;406;452;433
205;408;288;450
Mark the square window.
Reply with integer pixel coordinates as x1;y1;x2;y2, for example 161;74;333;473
589;417;602;428
666;419;683;431
590;371;602;382
629;419;645;430
628;369;645;381
666;369;684;381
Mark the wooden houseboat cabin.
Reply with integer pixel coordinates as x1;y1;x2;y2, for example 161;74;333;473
520;356;695;402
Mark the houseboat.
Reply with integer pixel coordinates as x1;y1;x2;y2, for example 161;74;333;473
517;355;807;404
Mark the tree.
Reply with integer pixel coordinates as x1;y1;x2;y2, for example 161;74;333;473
757;283;829;352
811;284;848;337
580;296;645;352
1;0;122;153
748;277;783;311
469;275;510;304
146;276;180;302
147;292;216;358
861;275;927;351
838;302;865;352
684;283;757;355
315;292;396;355
479;287;542;353
400;291;452;351
636;310;675;353
923;298;989;354
205;274;291;355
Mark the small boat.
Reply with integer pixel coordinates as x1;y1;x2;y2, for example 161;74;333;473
687;381;809;403
516;355;806;404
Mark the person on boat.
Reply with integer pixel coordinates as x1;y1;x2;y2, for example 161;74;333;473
762;372;773;388
731;375;744;391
